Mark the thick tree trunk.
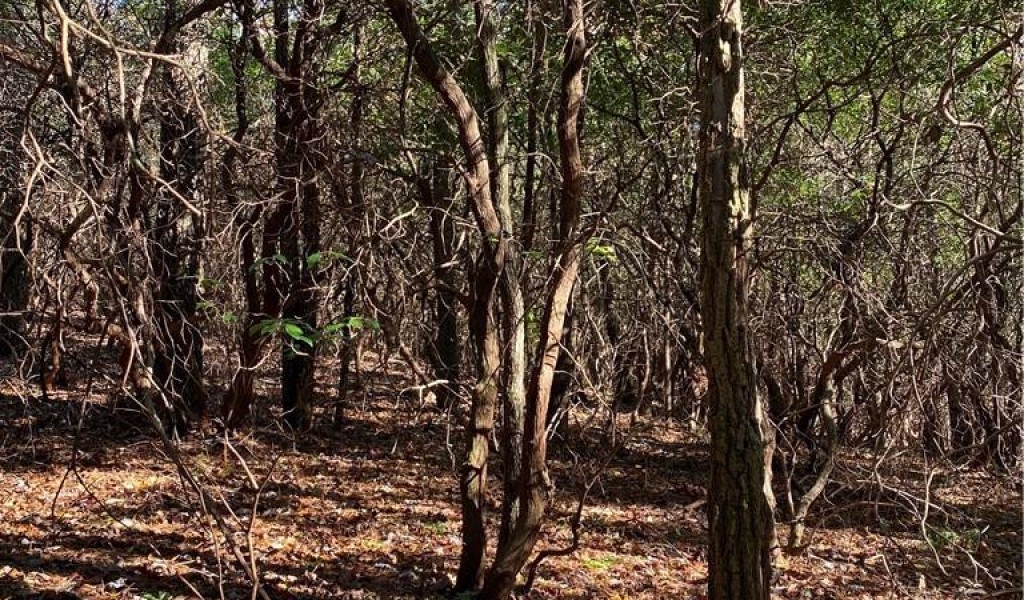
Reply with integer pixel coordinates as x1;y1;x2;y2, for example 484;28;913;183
460;260;502;591
697;1;775;598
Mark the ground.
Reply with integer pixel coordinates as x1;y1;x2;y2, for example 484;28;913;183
0;344;1020;599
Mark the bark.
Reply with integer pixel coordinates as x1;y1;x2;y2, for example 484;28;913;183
337;25;367;416
426;165;461;409
222;32;256;427
0;139;31;358
151;44;207;437
480;0;586;596
384;0;506;590
472;0;527;548
697;1;775;598
787;376;837;549
136;0;222;436
279;87;322;431
0;63;30;357
276;0;321;432
546;302;576;427
521;4;547;253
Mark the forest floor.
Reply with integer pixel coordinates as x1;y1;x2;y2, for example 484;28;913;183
0;340;1021;599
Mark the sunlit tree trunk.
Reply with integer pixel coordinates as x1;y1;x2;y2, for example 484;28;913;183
384;0;507;590
480;0;586;595
697;0;775;598
472;0;527;547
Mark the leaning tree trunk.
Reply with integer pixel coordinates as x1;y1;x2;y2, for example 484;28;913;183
479;0;586;596
384;0;507;590
697;1;775;598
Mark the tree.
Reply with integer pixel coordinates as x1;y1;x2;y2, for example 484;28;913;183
383;0;507;589
0;67;32;359
472;0;528;548
697;0;775;598
479;0;587;595
225;0;335;430
150;12;209;435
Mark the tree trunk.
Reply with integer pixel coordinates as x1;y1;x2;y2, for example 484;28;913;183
384;0;506;590
337;24;367;419
151;50;207;437
222;31;256;428
0;165;31;358
472;0;528;548
521;3;547;253
426;164;461;409
0;64;30;358
697;1;775;598
248;0;326;432
279;104;322;431
480;0;586;596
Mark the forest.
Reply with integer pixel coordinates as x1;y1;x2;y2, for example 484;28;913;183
0;0;1021;598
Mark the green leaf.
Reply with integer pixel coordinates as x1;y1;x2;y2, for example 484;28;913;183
343;316;381;331
306;251;323;269
249;254;289;273
322;323;346;335
292;334;315;347
585;240;618;263
250;319;279;337
283;322;305;339
307;250;349;270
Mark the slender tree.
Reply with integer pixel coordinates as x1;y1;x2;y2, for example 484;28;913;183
480;0;587;595
0;93;31;358
471;0;528;547
384;0;507;589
